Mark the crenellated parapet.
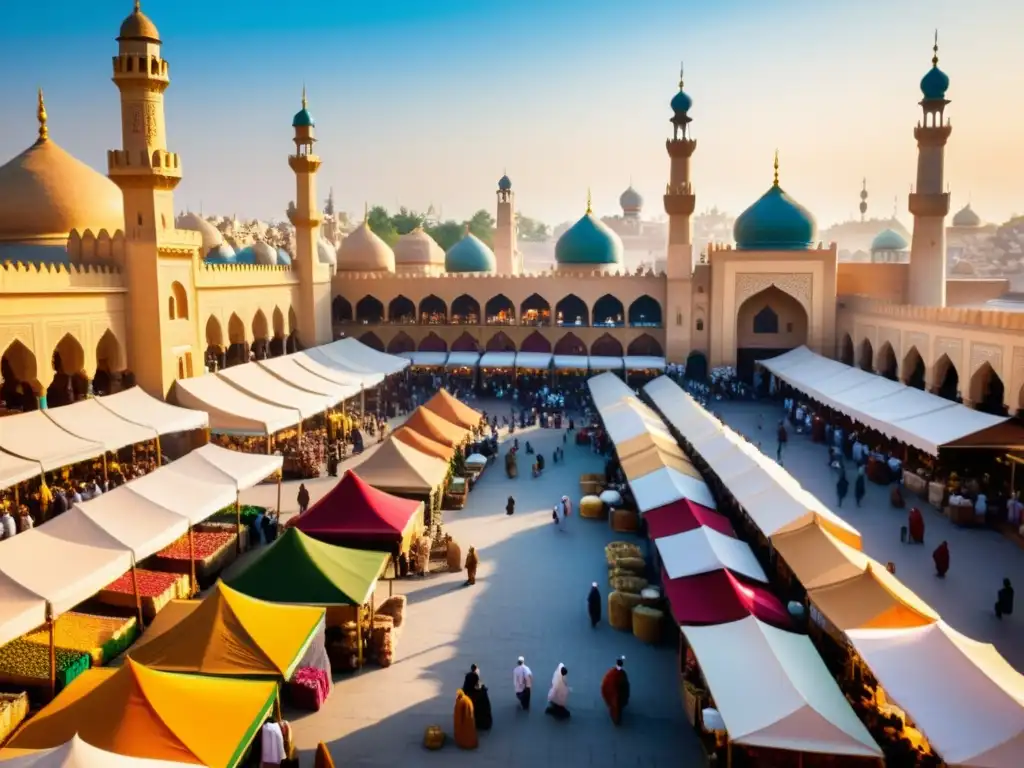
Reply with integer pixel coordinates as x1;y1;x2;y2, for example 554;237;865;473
195;261;299;289
333;269;666;281
107;148;182;189
838;295;1024;331
0;260;125;294
67;228;126;266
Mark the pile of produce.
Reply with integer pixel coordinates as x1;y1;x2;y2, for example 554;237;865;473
376;595;407;629
22;612;138;667
605;542;642;565
0;692;28;744
102;569;189;600
210;504;267;527
608;591;641;631
290;433;325;479
0;640;91;689
327;621;361;672
156;531;235;561
288;666;329;711
614;556;646;575
370;615;395;667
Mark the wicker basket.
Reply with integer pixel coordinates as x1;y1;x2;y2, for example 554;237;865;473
632;605;663;644
605;542;642;564
611;508;640;533
614;556;646;574
608;591;642;631
579;495;606;520
424;725;446;750
447;541;463;572
610;575;648;594
375;595;407;629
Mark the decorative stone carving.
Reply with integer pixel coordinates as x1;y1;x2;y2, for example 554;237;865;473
1013;347;1024;381
969;343;1003;380
903;331;928;361
934;336;963;370
734;273;812;316
878;326;901;358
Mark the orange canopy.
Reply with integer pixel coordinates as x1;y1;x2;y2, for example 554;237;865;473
422;389;482;430
128;582;324;679
808;561;939;632
8;659;276;767
403;407;469;447
391;425;455;461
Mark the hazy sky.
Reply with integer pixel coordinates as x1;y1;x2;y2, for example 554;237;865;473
1;0;1021;229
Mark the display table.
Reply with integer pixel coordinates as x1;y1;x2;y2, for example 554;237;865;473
866;457;890;485
0;640;90;692
903;471;928;498
151;531;238;588
98;569;191;619
21;612;139;667
947;503;980;527
928;482;945;508
0;692;28;744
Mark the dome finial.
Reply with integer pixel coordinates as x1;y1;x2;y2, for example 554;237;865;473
36;87;48;143
772;150;780;188
363;201;369;223
932;29;939;67
134;0;141;12
678;61;684;90
302;84;308;110
586;188;593;215
464;222;471;235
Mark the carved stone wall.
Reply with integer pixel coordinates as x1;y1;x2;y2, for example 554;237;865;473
734;273;812;316
934;336;963;372
969;342;1003;380
903;331;928;362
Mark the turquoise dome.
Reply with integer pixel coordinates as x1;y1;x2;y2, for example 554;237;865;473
671;89;693;114
234;245;257;265
734;184;817;251
555;213;624;265
276;248;292;266
871;228;908;251
445;232;496;273
920;64;949;101
498;174;512;191
205;243;236;263
292;107;314;128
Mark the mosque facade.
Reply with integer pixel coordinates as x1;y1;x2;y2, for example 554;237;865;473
0;4;1023;416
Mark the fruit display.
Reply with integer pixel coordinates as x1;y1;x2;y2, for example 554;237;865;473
605;542;642;565
98;569;190;619
282;433;326;479
0;692;29;744
151;531;238;587
210;504;267;527
0;639;91;690
156;531;235;561
22;612;138;667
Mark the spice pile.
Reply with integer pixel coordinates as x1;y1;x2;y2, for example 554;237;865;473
0;640;91;690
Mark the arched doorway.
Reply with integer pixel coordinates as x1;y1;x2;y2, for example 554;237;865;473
1;339;40;411
521;294;551;326
520;331;552;353
386;332;415;355
93;330;123;396
591;333;624;357
205;316;225;372
553;333;586;356
287;307;301;353
359;332;385;352
48;333;87;406
252;310;270;360
332;296;353;324
970;363;1006;415
628;296;662;327
685;351;709;381
627;334;664;357
451;294;480;325
485;294;515;325
485;332;516;352
419;332;447;353
592;294;625;327
839;334;854;366
450;332;480;353
933;354;959;401
876;343;898;381
419;295;447;324
226;313;248;367
389;296;416;324
555;295;588;327
270;307;286;357
735;286;808;383
858;340;874;373
902;347;925;389
355;295;384;324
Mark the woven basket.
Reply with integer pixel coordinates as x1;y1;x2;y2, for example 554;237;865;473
579;495;606;520
605;542;642;564
632;605;663;644
447;541;463;572
608;591;642;631
375;595;407;628
424;725;446;750
611;508;640;533
611;575;648;594
614;556;646;574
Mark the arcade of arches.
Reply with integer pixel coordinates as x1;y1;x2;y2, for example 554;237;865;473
204;306;302;372
735;286;808;383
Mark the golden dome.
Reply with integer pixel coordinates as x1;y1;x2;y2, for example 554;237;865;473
337;222;395;272
0;95;124;243
118;1;161;42
394;226;445;269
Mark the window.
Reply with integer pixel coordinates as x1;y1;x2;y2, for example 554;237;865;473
170;281;189;320
753;306;778;334
695;318;704;332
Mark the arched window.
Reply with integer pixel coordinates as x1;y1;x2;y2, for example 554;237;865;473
169;281;188;320
752;306;778;334
695;318;704;332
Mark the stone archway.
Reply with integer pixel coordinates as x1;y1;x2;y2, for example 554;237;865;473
1;339;40;410
876;342;898;381
902;346;925;389
839;334;854;366
970;362;1007;415
734;286;808;383
93;330;124;395
932;354;959;402
627;334;664;357
386;332;415;355
48;333;87;406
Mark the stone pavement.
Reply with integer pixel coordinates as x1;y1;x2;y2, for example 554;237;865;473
257;411;706;767
714;399;1024;671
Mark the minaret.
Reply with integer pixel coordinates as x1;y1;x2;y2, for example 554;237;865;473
859;179;868;222
664;64;696;278
287;88;333;346
495;172;517;275
908;32;951;307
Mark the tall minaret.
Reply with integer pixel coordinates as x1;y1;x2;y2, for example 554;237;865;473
664;64;696;278
495;172;518;275
859;179;868;222
908;32;951;307
287;88;333;346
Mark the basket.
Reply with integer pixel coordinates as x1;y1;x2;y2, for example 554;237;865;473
447;541;463;572
375;595;407;629
579;495;606;520
611;575;648;594
614;556;646;574
611;508;640;533
608;591;642;631
424;725;446;750
605;542;642;564
632;605;663;644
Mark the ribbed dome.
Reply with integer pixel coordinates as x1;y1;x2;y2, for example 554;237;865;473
317;237;338;266
734;184;817;251
445;232;497;273
871;228;908;251
555;213;624;265
0;137;124;243
498;174;512;191
177;212;224;252
952;204;981;227
394;226;445;269
336;222;393;271
234;242;277;265
619;185;643;213
118;2;160;42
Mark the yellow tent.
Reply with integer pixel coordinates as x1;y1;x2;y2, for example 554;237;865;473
402;407;469;447
422;389;482;430
808;561;940;632
128;582;324;679
7;659;276;767
772;522;869;590
391;426;454;461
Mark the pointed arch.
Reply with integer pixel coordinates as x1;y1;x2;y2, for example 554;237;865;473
169;281;188;320
485;331;516;352
359;332;385;352
94;330;124;373
52;333;85;375
593;294;625;327
858;339;874;372
553;332;586;356
228;313;247;345
970;362;1007;415
331;296;353;324
839;334;854;366
735;286;808;382
287;306;298;334
386;332;415;355
272;307;286;337
485;294;515;325
355;295;384;324
555;294;589;327
48;333;86;406
418;294;447;324
876;342;898;381
206;316;224;348
520;331;552;354
902;346;926;390
450;332;480;353
252;309;270;340
685;351;709;382
388;295;416;323
752;306;779;334
451;294;480;325
418;332;447;353
591;333;624;357
628;295;662;327
932;353;959;401
627;334;663;357
520;293;551;326
1;339;39;401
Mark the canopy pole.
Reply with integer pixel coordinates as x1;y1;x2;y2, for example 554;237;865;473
276;474;282;519
155;436;163;466
204;427;211;445
298;419;303;440
357;605;364;668
188;525;197;596
14;484;19;510
725;740;732;768
129;562;146;631
102;452;109;487
235;492;242;553
48;609;56;700
267;436;272;455
274;689;283;723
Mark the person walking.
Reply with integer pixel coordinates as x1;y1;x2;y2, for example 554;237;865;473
996;578;1014;619
296;483;310;514
513;656;533;711
600;657;630;726
776;421;787;464
854;467;866;508
505;495;515;516
933;541;950;578
545;664;571;720
464;547;478;586
587;582;601;628
836;472;849;508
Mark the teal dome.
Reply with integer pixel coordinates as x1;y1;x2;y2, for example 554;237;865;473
205;243;236;263
292;107;314;128
234;245;257;265
445;232;496;273
276;248;292;266
871;228;908;251
920;64;949;101
498;174;512;191
671;89;693;114
555;213;624;265
734;184;817;251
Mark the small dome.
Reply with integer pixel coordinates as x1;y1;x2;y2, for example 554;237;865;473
276;248;292;266
446;231;497;273
671;89;693;114
251;241;277;265
555;213;624;266
394;226;445;269
952;204;981;227
871;228;908;251
292;107;314;128
920;64;949;102
317;236;339;267
205;243;236;262
336;222;393;271
619;186;643;213
734;184;817;251
498;174;512;191
118;2;160;42
177;212;224;252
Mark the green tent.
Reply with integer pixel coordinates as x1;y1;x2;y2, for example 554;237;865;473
227;527;388;606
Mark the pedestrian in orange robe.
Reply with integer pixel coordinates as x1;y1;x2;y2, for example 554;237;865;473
453;689;478;749
600;657;631;725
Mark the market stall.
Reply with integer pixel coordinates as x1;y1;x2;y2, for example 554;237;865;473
96;386;210;436
402;407;469;448
421;389;484;432
587;371;635;411
553;354;588;371
643;499;736;540
43;400;158;455
0;451;43;494
445;352;480;370
6;659;277;767
172;374;301;435
218;363;335;417
391;426;454;461
0;574;48;653
478;352;515;371
620;448;701;486
325;337;410;376
0;411;103;473
351;437;449;528
630;466;717;512
0;733;199;767
294;348;384;389
599;399;675;445
663;570;791;628
655;527;767;582
513;352;552;372
805;562;938;634
770;523;871;590
258;355;362;402
588;355;624;371
398;351;448;369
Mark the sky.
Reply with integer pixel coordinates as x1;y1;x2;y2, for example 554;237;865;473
1;0;1021;229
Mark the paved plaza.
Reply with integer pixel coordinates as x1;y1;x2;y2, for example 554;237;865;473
243;413;706;767
715;399;1024;671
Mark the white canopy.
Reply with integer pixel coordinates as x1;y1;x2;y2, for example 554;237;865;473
760;346;1011;455
644;377;724;444
257;356;361;402
0;509;133;616
600;399;675;444
630;467;716;512
294;348;384;389
623;356;666;370
398;351;448;367
588;355;624;370
0;572;48;648
445;351;480;368
514;352;553;369
125;451;242;525
96;387;209;435
0;450;43;491
479;352;515;368
44;399;157;453
0;411;103;471
190;443;283;490
849;622;1024;767
554;355;589;370
322;338;409;375
217;363;333;419
173;375;301;435
656;527;767;582
588;371;635;411
686;617;882;757
0;734;199;767
73;491;189;561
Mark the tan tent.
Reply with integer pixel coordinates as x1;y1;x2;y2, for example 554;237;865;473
808;561;939;632
422;390;482;430
403;407;469;447
772;523;869;590
615;431;686;462
620;447;701;483
391;426;454;461
354;437;449;495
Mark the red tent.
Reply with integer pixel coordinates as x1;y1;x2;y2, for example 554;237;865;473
662;568;791;628
294;470;423;551
645;499;736;540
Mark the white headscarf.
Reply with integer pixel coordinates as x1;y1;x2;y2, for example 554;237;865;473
548;663;570;706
